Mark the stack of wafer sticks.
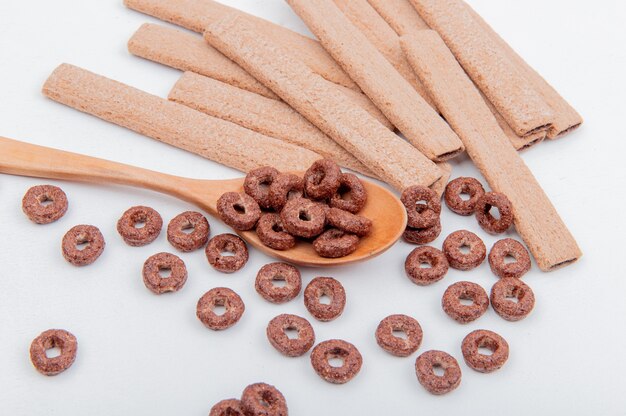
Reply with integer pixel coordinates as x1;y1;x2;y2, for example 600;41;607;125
41;0;582;271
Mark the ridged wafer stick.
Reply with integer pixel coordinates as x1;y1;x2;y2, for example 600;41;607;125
123;0;358;91
204;14;442;192
168;71;374;177
287;0;463;162
410;0;555;137
127;23;393;130
367;0;429;36
42;64;321;173
401;31;581;271
431;162;452;198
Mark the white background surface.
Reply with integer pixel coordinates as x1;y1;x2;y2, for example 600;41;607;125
0;0;625;414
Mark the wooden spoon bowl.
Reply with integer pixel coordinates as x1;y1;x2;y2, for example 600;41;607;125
0;137;407;267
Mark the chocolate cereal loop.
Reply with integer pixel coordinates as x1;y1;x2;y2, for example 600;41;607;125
256;213;296;251
375;314;423;357
304;277;346;322
304;159;342;200
22;185;68;224
244;166;280;209
268;173;304;211
313;229;360;258
142;252;187;294
209;399;244;416
197;287;245;330
403;219;442;245
442;281;489;324
205;234;249;273
404;246;449;286
280;198;326;239
117;206;162;246
62;224;105;266
267;314;315;357
444;177;485;216
167;211;210;252
462;330;510;373
401;185;441;229
490;278;535;321
255;263;302;304
415;350;462;395
329;173;367;213
29;329;77;376
488;238;531;279
326;207;372;236
240;383;288;416
217;192;261;231
311;339;362;384
443;230;486;271
475;192;514;234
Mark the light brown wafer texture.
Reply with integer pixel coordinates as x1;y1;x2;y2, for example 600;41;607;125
410;0;555;137
169;71;374;177
367;0;429;36
204;14;442;192
463;2;582;139
287;0;463;163
42;64;321;173
127;23;393;130
123;0;358;91
431;162;452;198
402;31;581;271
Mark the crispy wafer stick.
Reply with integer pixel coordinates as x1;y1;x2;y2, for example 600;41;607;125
401;31;581;271
287;0;463;162
431;162;452;198
463;3;582;139
169;71;374;177
332;0;436;110
42;64;321;173
127;23;393;130
410;0;555;137
123;0;358;91
367;0;429;36
204;14;442;192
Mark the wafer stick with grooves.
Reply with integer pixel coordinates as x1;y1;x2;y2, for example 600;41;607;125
169;71;374;177
286;0;463;162
123;0;357;91
204;14;442;192
401;31;581;271
42;64;321;173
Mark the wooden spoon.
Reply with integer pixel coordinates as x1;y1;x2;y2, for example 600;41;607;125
0;137;407;267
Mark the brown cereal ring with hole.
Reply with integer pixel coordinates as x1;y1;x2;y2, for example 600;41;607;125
244;166;280;209
313;229;360;258
475;192;514;234
217;192;261;231
375;314;423;357
142;252;188;294
462;329;509;373
442;230;486;271
255;263;302;304
196;287;245;330
442;281;489;324
401;186;441;229
304;277;346;322
166;211;210;252
61;224;105;266
326;207;372;237
29;329;77;376
116;206;163;247
268;173;304;211
209;399;244;416
240;382;288;416
22;185;68;224
255;213;296;251
329;173;367;213
415;350;462;395
310;339;363;384
266;314;315;357
404;246;449;286
205;234;249;273
280;198;326;239
403;219;442;245
490;278;535;321
488;238;531;279
444;177;486;216
303;159;342;200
